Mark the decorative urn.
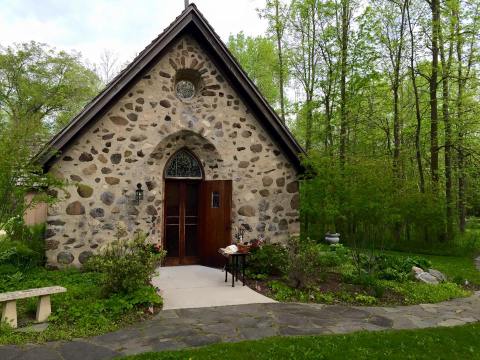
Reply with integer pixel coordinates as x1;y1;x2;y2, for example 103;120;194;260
325;232;340;244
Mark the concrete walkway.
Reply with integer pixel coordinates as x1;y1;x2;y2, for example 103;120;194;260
151;265;275;310
1;292;480;359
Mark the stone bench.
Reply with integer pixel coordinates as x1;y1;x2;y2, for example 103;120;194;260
0;286;66;328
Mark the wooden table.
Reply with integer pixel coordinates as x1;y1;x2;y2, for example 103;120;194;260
218;249;249;287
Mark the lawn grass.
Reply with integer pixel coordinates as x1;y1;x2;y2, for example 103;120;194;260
124;323;480;360
0;267;160;344
406;252;480;284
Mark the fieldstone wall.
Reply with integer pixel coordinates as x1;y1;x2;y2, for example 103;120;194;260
46;35;300;267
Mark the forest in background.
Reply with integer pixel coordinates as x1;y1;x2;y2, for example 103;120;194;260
228;0;480;250
0;0;479;252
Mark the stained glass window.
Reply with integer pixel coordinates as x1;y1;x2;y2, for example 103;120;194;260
175;80;196;100
165;150;202;179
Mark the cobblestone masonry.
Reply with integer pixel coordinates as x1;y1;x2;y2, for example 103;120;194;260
45;35;300;267
1;292;479;359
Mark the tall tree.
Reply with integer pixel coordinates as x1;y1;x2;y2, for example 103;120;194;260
439;0;455;240
259;0;289;122
406;0;425;193
228;33;281;106
372;0;408;177
0;42;100;140
288;0;322;152
338;0;351;167
428;0;440;186
317;0;340;154
455;2;479;232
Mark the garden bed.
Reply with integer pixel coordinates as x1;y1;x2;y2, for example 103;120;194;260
245;241;478;306
0;267;162;344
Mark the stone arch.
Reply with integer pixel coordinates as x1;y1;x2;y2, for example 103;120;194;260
149;129;224;181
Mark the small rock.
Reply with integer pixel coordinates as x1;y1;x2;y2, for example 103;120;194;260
57;251;74;264
110;153;122;164
77;184;93;198
415;271;439;285
105;177;120;185
79;251;93;264
79;152;93;162
89;208;105;218
66;201;85;215
238;205;255;217
110;116;128;126
100;191;115;206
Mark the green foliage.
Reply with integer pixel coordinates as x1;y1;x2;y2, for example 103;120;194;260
259;242;473;306
0;223;46;270
0;122;63;230
84;226;165;296
386;281;469;305
301;154;447;250
0;41;101;133
247;244;288;277
286;237;343;289
227;32;281;106
354;294;377;305
125;323;480;360
0;267;161;344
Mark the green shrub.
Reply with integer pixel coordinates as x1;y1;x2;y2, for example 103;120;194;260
286;237;343;289
247;243;288;277
354;294;377;305
268;280;297;301
351;252;432;282
84;226;165;296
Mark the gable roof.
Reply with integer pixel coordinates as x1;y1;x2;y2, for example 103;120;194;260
34;3;306;171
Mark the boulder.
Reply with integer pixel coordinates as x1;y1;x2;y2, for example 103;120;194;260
411;266;424;275
428;269;447;282
415;271;439;285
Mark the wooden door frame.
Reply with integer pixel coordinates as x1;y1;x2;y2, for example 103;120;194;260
163;179;201;266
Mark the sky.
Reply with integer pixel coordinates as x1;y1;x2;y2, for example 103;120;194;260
0;0;268;66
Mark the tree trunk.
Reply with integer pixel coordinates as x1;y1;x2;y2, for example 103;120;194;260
275;0;286;123
339;0;349;168
407;1;425;193
455;6;466;232
439;5;455;241
429;0;440;186
305;98;313;152
392;1;407;179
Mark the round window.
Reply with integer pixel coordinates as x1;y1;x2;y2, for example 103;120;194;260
175;80;196;100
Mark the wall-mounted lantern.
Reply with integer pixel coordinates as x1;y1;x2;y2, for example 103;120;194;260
135;183;144;205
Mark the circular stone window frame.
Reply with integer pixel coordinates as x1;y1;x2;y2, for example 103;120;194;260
175;80;196;101
173;69;204;103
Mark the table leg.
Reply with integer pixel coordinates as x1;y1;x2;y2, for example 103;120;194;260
225;258;228;282
231;256;235;287
1;300;17;328
242;255;246;286
236;256;240;282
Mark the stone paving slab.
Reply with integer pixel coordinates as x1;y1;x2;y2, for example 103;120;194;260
1;291;480;359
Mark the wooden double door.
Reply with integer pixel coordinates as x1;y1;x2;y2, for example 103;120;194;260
164;180;232;267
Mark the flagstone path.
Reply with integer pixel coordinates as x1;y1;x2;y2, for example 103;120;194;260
1;291;480;359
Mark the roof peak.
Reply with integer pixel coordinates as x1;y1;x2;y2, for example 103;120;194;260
34;1;305;170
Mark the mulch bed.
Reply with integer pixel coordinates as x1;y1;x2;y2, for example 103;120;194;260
245;273;408;306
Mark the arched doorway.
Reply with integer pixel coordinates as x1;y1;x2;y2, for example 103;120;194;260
163;148;232;266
